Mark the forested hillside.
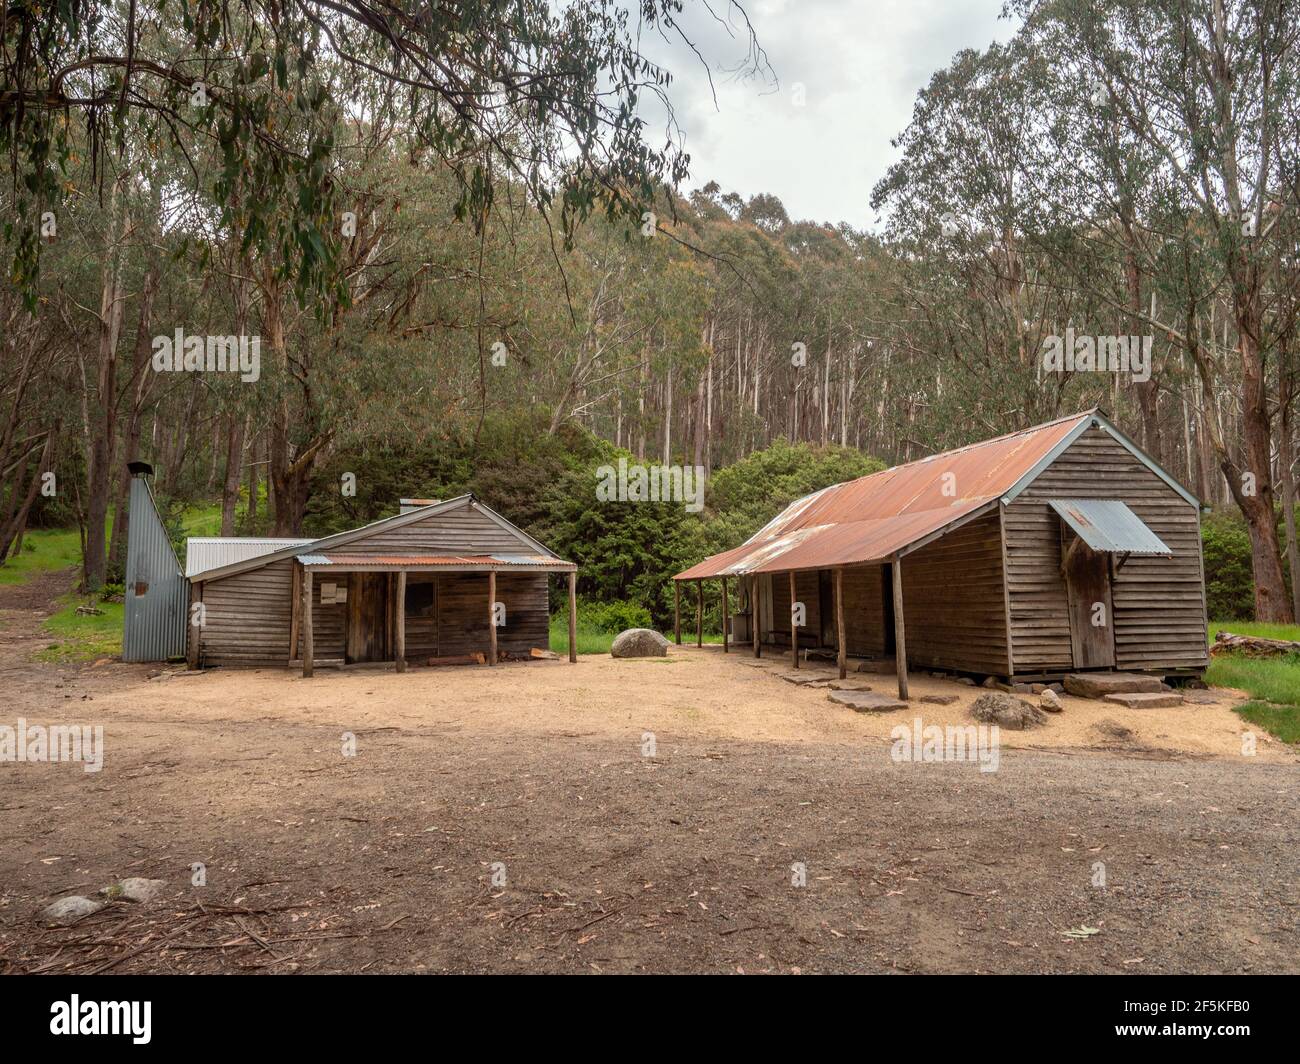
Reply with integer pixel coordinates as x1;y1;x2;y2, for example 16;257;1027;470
2;0;1298;624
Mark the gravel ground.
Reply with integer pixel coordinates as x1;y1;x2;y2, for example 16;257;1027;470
1;572;1296;974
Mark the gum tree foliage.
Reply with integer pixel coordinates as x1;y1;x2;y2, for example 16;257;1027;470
0;0;768;308
873;0;1300;621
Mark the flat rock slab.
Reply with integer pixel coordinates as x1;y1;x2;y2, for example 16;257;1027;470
855;660;897;675
1180;691;1221;705
1102;691;1184;709
919;694;959;705
828;680;872;691
780;672;831;686
1064;672;1165;698
828;690;907;713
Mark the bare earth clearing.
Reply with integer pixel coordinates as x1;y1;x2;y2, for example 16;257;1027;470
1;572;1296;974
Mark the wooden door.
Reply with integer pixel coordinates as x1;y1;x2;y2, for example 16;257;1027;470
347;573;391;663
1061;530;1115;669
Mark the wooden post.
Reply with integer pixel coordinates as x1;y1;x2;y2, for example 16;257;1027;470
696;579;703;647
836;567;846;680
288;563;301;666
186;582;202;669
487;570;497;666
721;577;729;653
893;555;908;700
752;575;761;658
674;581;681;644
567;570;577;663
395;570;407;673
302;568;314;678
789;570;799;668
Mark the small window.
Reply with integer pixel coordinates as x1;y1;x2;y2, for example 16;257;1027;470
405;580;434;618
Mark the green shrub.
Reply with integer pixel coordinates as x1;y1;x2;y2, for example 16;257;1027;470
577;598;652;633
1201;509;1257;620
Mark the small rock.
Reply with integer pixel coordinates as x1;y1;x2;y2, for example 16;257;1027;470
1048;683;1065;695
970;692;1046;730
920;694;959;705
42;896;104;924
1040;688;1063;713
981;676;998;688
110;877;167;903
955;677;976;686
610;629;670;658
1092;718;1134;742
1029;683;1047;694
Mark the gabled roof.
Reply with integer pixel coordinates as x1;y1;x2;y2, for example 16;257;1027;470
190;495;566;583
674;409;1198;580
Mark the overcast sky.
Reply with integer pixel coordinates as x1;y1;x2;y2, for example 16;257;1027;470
636;0;1018;229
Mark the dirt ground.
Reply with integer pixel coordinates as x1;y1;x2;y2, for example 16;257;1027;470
1;571;1297;974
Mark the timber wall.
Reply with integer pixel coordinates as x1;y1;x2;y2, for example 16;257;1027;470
1004;426;1207;674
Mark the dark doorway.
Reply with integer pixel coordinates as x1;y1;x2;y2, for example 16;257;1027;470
1060;527;1116;669
881;563;896;655
347;572;391;663
818;570;835;646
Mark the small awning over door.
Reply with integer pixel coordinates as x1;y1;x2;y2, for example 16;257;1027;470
1049;499;1171;555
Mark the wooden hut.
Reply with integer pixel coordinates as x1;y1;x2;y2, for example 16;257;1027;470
186;495;577;674
673;410;1208;697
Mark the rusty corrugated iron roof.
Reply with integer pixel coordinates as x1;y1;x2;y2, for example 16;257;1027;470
676;410;1096;579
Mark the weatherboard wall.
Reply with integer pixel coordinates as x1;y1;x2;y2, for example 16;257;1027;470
1004;426;1208;674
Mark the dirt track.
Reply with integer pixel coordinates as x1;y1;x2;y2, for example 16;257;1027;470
1;572;1297;974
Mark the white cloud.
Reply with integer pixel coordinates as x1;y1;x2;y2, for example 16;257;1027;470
636;0;1018;228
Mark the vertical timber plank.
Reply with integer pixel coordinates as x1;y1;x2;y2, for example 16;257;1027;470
836;567;846;679
302;569;314;679
567;570;577;664
789;570;799;669
721;577;729;653
395;570;407;673
893;555;908;700
488;570;497;666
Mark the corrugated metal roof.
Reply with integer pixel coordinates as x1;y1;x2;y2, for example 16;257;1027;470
186;537;313;578
1050;499;1171;555
676;410;1096;579
297;552;576;571
189;495;571;583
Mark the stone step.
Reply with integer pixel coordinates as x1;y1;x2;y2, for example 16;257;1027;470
828;690;907;713
1063;672;1165;698
1102;691;1184;709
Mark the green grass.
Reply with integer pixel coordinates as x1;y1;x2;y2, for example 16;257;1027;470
548;615;723;656
36;598;125;662
1207;619;1300;642
0;527;82;585
1206;619;1300;744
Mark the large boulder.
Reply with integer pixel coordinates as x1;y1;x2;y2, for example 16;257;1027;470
610;628;670;658
970;692;1046;730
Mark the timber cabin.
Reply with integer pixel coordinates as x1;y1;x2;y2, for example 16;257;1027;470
674;410;1209;697
185;495;578;674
